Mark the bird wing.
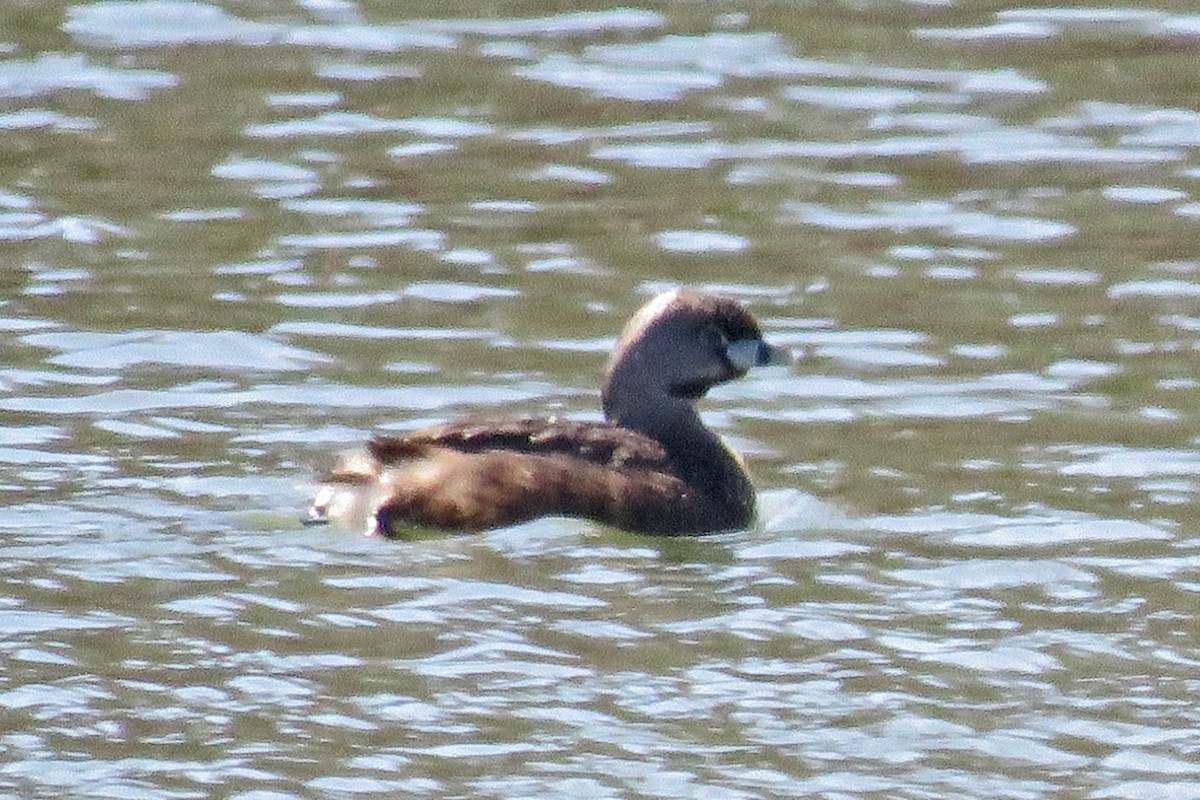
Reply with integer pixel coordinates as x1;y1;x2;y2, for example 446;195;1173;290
367;416;671;472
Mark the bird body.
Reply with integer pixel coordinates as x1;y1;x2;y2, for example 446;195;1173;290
308;289;789;537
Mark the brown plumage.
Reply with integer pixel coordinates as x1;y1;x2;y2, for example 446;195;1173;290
307;289;790;537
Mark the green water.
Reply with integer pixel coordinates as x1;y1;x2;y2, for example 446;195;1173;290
0;2;1197;797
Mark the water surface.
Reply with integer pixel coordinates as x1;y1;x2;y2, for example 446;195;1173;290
1;2;1198;797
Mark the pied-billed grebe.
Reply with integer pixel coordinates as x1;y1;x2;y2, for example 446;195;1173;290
307;289;791;537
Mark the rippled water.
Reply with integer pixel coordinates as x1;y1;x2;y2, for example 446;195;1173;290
2;2;1199;797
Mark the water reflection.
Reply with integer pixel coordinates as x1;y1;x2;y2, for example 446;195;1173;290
0;0;1198;797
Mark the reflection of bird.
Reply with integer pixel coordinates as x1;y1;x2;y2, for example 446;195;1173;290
307;289;791;537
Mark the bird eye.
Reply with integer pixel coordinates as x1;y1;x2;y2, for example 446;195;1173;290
703;325;728;354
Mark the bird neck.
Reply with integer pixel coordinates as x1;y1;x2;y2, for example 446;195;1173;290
603;383;754;527
602;362;695;444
